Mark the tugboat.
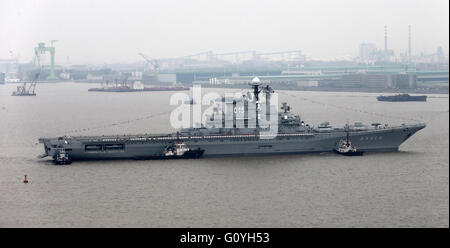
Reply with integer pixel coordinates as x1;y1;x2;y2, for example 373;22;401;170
53;148;72;165
162;142;204;159
333;131;364;156
162;133;205;159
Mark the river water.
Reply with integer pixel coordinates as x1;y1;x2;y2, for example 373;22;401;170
0;82;448;227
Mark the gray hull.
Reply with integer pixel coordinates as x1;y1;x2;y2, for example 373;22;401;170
39;124;425;161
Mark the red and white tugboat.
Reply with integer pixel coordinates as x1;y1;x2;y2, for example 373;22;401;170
333;131;364;156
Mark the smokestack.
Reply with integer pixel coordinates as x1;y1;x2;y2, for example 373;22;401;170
408;25;412;60
384;25;388;51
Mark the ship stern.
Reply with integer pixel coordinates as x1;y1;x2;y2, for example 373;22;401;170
38;137;66;158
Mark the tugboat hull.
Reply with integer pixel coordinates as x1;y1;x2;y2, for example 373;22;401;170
333;149;364;156
161;149;205;159
53;159;72;165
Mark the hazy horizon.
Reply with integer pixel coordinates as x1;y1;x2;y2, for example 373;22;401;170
1;0;449;64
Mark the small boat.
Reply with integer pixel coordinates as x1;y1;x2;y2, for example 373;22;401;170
53;148;72;165
333;131;364;156
160;132;204;159
162;142;204;159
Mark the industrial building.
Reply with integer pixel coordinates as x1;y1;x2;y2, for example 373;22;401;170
0;72;5;84
196;65;447;91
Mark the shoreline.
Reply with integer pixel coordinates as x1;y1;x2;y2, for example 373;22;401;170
201;84;449;94
2;81;448;94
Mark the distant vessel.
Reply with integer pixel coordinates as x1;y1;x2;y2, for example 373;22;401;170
5;77;21;83
39;77;426;164
11;73;39;96
88;80;189;92
377;94;427;102
88;86;190;92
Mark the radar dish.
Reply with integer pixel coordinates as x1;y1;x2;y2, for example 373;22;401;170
252;77;261;83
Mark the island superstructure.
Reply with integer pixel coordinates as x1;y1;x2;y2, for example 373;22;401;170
39;78;426;163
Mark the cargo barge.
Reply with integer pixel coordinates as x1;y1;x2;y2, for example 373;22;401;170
377;94;427;102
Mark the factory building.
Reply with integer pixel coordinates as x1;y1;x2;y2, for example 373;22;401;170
359;43;378;63
392;74;417;89
329;73;417;89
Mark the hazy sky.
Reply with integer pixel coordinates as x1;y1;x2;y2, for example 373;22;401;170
1;0;448;64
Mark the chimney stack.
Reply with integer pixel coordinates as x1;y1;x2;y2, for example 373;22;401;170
408;25;412;61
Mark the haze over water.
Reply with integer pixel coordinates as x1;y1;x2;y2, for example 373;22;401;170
1;0;448;63
0;83;448;227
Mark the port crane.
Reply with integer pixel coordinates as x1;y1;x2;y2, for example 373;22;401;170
138;53;160;72
12;72;40;96
33;41;58;80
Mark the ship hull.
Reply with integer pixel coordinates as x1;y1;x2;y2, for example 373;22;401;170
377;95;427;102
39;124;425;161
333;150;364;156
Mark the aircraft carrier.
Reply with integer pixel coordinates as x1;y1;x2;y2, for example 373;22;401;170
39;78;426;163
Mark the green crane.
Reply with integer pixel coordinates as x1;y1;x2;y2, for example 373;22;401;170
33;40;58;80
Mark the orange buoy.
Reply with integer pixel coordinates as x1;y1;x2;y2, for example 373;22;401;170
23;175;28;183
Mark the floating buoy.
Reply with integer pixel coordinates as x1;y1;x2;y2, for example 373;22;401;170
23;175;28;183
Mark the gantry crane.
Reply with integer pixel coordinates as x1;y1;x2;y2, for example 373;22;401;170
33;41;58;80
138;53;160;72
